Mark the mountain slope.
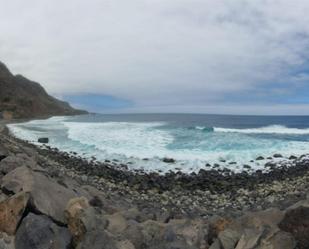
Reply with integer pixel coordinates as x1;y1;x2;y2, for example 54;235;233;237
0;61;87;119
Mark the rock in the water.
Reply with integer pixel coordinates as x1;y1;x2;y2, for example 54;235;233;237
162;158;176;163
0;192;29;235
15;213;71;249
255;156;264;160
273;154;283;158
2;166;77;224
38;137;49;144
289;155;297;160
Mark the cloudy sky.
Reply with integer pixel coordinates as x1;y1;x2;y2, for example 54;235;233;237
1;0;309;114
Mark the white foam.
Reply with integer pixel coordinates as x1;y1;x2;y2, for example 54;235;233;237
63;121;174;159
7;118;309;174
214;125;309;135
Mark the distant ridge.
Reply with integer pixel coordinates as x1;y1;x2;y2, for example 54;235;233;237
0;61;87;119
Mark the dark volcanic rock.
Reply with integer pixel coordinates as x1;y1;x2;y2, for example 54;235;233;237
162;158;176;163
15;213;71;249
38;137;49;144
289;155;297;160
256;156;264;160
273;154;283;158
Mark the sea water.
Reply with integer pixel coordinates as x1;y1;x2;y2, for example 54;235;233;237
7;114;309;174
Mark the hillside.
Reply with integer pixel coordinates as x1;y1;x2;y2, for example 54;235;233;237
0;61;87;119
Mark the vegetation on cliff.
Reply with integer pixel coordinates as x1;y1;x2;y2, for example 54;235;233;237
0;61;86;119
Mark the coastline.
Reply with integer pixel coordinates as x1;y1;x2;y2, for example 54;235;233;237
1;120;309;248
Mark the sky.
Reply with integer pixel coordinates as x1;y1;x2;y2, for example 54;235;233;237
1;0;309;115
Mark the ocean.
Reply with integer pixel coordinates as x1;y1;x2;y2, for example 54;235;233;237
7;113;309;174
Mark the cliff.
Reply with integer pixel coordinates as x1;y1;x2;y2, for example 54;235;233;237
0;61;87;119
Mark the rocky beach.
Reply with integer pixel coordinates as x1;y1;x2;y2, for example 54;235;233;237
0;120;309;249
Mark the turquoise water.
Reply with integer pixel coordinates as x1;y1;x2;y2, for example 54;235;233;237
8;114;309;173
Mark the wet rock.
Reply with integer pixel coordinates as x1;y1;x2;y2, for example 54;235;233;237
289;155;297;160
243;165;251;169
162;158;175;163
0;192;29;235
255;156;264;161
15;213;71;249
37;137;49;144
2;166;77;224
273;154;283;158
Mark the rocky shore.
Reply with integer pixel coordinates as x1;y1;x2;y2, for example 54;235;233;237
0;121;309;248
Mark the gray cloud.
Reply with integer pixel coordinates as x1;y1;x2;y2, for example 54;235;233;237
1;0;309;113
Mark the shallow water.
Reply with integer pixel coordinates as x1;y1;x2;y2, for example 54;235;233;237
7;114;309;173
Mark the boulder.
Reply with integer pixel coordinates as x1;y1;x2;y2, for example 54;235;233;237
279;205;309;249
65;197;110;248
148;240;199;249
1;166;77;224
234;229;263;249
65;197;90;244
77;230;117;249
105;212;128;234
116;240;136;249
165;219;209;248
0;192;29;235
38;137;49;144
140;220;165;245
207;216;232;244
15;213;71;249
0;144;8;162
217;229;241;249
211;208;288;249
0;154;6;162
0;154;36;175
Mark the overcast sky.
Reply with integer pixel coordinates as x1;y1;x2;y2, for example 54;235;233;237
1;0;309;114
